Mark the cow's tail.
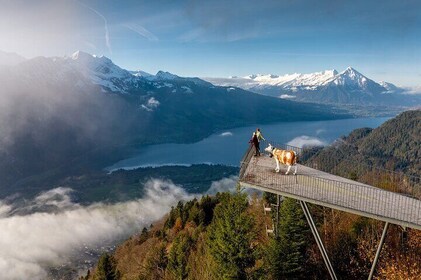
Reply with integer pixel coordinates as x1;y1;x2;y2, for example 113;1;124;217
293;151;298;165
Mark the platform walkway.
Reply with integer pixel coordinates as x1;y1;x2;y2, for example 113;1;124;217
239;152;421;230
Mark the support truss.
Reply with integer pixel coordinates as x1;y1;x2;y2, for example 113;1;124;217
368;222;389;280
299;200;338;280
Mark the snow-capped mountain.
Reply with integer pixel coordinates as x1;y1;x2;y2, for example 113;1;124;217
0;50;26;66
232;69;339;91
0;51;343;187
205;67;412;105
56;51;212;92
379;81;404;93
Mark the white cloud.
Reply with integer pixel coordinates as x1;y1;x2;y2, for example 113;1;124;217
77;1;112;54
124;23;159;42
0;202;12;218
280;94;296;99
219;131;233;137
147;97;160;107
141;97;160;111
287;135;326;148
403;86;421;94
206;176;238;194
33;187;76;209
0;179;195;280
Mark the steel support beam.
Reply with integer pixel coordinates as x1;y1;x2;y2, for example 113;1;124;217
299;201;338;280
368;222;390;280
275;194;280;236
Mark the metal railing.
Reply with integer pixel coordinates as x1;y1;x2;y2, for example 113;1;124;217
240;160;421;230
239;143;256;179
256;141;421;199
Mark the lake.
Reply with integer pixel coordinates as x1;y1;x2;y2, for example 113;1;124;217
107;117;390;171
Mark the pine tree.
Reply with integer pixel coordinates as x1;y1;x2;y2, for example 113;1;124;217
167;231;192;279
140;242;168;280
93;253;119;280
266;198;309;279
208;188;256;279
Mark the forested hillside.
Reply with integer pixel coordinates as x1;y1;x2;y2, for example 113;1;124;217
83;110;421;280
306;110;421;178
82;187;421;280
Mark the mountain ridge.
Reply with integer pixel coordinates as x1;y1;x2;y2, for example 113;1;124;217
0;50;348;189
0;50;26;66
204;67;421;106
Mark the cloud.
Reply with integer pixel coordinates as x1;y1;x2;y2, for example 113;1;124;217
124;23;159;41
219;132;233;137
206;176;238;194
33;187;76;209
280;94;296;99
141;97;160;111
403;86;421;95
0;202;12;218
0;179;195;280
77;1;112;54
287;135;326;148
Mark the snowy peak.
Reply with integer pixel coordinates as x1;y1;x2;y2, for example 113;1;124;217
0;50;26;66
235;69;339;90
62;51;135;92
155;71;180;80
71;50;92;60
69;51;121;75
325;66;370;87
340;67;365;80
379;81;402;93
203;66;407;105
130;70;153;78
70;51;114;68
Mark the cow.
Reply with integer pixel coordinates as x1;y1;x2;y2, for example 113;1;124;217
264;143;297;175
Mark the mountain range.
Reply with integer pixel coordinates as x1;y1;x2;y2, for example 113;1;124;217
0;50;26;66
205;67;421;106
0;51;346;189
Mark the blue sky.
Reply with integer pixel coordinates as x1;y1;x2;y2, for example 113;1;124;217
1;0;421;86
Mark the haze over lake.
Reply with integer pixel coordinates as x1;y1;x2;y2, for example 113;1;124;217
107;117;390;171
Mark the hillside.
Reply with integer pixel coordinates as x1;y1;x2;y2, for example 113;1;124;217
83;190;421;280
83;110;421;280
0;164;239;204
305;110;421;178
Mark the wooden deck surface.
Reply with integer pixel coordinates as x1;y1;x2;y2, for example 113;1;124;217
240;155;421;230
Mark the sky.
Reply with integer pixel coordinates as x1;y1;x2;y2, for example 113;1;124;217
0;0;421;86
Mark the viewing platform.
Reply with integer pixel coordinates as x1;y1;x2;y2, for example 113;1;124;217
239;146;421;231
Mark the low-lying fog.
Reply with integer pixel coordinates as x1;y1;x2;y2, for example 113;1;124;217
0;177;237;279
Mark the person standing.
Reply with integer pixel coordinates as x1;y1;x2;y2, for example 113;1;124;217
256;128;266;156
256;128;265;143
251;132;260;156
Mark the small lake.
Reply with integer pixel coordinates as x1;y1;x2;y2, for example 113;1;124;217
107;117;390;171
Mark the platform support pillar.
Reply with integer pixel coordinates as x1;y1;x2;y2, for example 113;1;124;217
275;194;280;236
299;200;337;280
368;222;389;280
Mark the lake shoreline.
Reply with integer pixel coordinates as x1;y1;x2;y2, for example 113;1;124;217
107;116;391;171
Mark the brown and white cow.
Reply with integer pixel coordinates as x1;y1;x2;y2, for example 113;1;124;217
265;143;297;175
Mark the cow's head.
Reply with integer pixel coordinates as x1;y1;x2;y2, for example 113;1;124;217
265;143;274;157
